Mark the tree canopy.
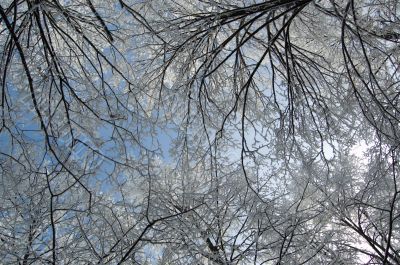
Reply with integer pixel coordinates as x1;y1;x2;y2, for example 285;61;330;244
0;0;399;264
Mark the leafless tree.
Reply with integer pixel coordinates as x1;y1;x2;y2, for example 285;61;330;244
1;0;399;264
